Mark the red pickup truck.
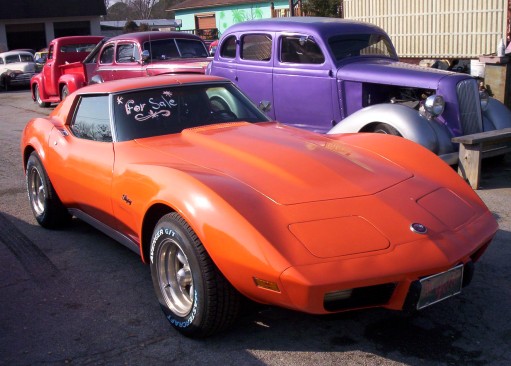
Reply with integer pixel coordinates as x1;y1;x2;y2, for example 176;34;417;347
32;32;211;107
31;36;104;107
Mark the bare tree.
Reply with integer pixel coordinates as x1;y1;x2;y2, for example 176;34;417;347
127;0;157;19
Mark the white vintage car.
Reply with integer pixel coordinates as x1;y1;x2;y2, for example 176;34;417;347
0;50;37;91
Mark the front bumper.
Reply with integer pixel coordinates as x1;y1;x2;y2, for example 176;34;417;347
278;210;496;314
7;72;36;86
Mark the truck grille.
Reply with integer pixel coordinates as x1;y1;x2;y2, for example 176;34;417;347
456;79;482;135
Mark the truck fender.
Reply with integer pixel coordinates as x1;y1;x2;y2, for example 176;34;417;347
327;103;454;156
482;97;511;130
58;73;84;96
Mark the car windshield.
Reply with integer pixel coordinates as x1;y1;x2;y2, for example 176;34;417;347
328;33;396;61
5;54;33;63
113;83;270;141
143;38;208;60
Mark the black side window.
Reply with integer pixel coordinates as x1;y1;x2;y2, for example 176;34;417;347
70;95;112;142
0;58;3;65
100;45;114;64
241;34;272;61
116;43;139;63
219;36;236;59
280;35;325;64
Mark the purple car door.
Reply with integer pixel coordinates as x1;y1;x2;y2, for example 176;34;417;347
235;33;275;120
273;34;335;133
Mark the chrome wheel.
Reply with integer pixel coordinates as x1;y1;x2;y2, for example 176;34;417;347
25;152;70;228
156;238;194;317
28;165;46;216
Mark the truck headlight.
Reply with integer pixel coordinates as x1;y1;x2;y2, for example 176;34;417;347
479;90;489;111
424;95;445;117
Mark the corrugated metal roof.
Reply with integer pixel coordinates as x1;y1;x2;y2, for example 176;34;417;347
343;0;508;58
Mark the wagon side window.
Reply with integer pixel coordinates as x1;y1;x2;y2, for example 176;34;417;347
220;36;237;59
100;45;114;64
70;95;112;142
116;42;139;63
280;35;324;64
241;34;272;61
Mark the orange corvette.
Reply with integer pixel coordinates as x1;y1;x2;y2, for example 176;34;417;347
21;75;498;337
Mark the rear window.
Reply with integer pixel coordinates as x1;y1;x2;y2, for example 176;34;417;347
113;83;269;141
60;43;98;53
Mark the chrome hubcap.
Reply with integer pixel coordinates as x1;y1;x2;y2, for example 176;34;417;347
28;167;45;216
157;238;194;317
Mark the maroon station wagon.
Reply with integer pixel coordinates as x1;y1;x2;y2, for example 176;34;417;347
32;32;211;107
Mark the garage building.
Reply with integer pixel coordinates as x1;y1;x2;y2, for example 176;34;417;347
0;0;106;52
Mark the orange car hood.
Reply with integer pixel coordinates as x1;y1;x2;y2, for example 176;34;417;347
136;122;413;204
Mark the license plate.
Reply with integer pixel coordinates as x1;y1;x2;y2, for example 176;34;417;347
417;264;464;310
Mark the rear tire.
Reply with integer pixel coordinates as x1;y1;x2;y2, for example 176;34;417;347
150;212;241;338
35;85;50;108
373;123;401;136
26;152;70;228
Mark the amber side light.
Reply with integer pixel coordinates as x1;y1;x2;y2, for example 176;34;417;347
253;277;280;292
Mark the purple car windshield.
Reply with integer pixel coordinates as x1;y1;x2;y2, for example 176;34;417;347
328;34;396;61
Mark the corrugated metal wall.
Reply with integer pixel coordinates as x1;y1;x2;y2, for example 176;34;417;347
343;0;508;58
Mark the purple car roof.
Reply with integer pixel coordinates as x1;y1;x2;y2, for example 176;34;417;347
223;17;388;39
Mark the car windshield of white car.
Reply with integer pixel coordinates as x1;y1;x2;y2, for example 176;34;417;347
329;34;396;61
112;83;269;141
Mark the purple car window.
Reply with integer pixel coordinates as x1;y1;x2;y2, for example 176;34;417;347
241;34;272;61
280;35;324;64
220;36;236;59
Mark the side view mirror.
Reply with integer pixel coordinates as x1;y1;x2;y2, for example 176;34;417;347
90;75;104;84
141;50;150;62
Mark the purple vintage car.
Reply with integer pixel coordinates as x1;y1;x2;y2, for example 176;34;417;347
207;17;511;164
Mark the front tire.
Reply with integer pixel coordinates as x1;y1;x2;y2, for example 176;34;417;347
35;85;50;108
26;152;70;228
150;212;241;338
61;85;69;100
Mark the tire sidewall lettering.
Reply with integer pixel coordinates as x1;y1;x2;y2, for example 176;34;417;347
150;226;177;263
166;290;198;328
